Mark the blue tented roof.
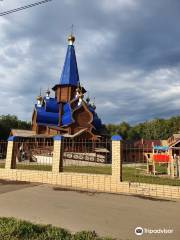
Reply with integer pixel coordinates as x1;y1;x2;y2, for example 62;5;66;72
59;45;79;86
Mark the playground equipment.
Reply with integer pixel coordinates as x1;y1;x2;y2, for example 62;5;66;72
147;145;180;178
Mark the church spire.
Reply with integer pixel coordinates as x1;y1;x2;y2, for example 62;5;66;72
59;34;79;87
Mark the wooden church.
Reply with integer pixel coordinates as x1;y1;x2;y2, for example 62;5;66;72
30;34;104;140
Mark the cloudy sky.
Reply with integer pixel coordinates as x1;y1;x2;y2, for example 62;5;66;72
0;0;180;124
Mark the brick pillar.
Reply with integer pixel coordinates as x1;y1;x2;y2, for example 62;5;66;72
153;161;156;175
170;158;175;178
52;135;63;173
111;135;122;182
5;136;15;169
167;162;171;176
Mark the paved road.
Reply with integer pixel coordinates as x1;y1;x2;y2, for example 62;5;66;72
0;182;179;240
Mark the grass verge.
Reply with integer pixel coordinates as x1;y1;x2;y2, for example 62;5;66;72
122;166;180;186
0;217;113;240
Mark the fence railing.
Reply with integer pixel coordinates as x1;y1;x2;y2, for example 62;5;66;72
12;139;54;171
2;137;112;175
0;141;7;168
61;138;112;175
1;137;180;189
122;143;153;163
122;143;172;184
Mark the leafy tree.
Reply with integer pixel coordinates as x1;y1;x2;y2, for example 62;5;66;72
105;116;180;140
0;115;31;140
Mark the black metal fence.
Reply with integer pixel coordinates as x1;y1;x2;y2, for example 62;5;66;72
61;138;112;175
12;138;54;171
0;141;7;168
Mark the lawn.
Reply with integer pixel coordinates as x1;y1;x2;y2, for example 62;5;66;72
16;164;52;171
64;165;111;175
0;217;113;240
15;163;180;186
16;164;111;174
0;162;5;168
122;166;180;186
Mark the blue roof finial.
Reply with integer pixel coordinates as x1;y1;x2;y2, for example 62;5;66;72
59;34;79;86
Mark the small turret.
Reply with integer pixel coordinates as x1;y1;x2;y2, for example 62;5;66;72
86;96;90;105
75;86;84;106
92;103;96;110
36;89;43;107
36;95;43;107
68;34;75;45
45;88;51;99
92;98;96;110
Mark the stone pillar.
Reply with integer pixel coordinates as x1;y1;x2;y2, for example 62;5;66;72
146;160;149;174
5;136;15;170
153;161;156;175
170;158;175;178
178;159;180;179
168;162;171;176
52;135;63;173
111;135;122;182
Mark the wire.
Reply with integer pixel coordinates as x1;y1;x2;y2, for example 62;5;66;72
0;0;53;16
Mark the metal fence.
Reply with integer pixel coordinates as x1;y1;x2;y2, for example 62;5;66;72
61;138;112;175
122;143;153;163
12;138;54;171
122;143;171;184
0;141;7;168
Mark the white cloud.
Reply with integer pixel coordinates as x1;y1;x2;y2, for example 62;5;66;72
0;0;180;124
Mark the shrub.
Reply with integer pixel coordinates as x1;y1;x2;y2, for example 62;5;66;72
0;218;114;240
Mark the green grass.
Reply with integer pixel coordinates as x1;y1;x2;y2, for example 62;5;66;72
16;164;111;175
0;162;5;168
64;165;112;175
16;164;52;171
155;164;168;174
122;166;180;186
0;217;113;240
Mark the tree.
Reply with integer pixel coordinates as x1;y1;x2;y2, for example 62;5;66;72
105;116;180;140
0;115;31;140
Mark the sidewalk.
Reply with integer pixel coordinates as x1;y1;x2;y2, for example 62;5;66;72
0;183;179;239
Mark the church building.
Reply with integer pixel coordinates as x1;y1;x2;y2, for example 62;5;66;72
30;34;104;140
